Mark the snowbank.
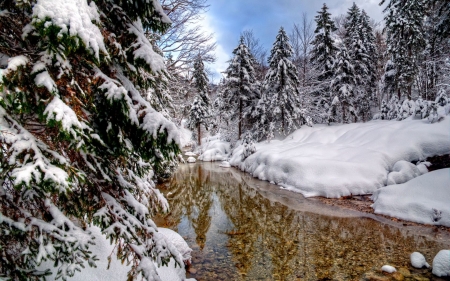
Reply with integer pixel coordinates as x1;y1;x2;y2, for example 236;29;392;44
40;226;195;281
198;135;231;162
230;118;450;198
372;168;450;227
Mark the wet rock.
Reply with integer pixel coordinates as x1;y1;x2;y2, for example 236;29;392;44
392;272;405;281
363;272;391;281
412;276;430;281
397;268;411;277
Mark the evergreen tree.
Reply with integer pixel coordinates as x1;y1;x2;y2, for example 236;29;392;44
342;4;377;122
381;0;426;99
310;4;338;82
193;55;211;108
330;45;358;123
262;27;307;136
0;1;184;280
223;37;260;140
187;96;209;145
188;56;211;145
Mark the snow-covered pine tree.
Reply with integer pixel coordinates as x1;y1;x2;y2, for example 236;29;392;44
381;0;426;99
193;55;211;108
187;96;209;145
310;3;338;120
330;45;358;123
0;0;184;280
359;10;378;111
262;27;308;136
188;55;211;145
223;37;260;140
311;4;338;82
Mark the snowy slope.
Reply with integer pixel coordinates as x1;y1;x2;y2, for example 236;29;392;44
230;118;450;198
372;169;450;227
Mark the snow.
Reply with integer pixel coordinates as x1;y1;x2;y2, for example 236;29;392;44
156;228;192;264
230;118;450;198
432;250;450;277
198;135;231;162
410;252;430;268
185;152;197;157
30;0;107;60
40;226;195;281
386;160;425;185
179;119;193;148
5;55;28;72
372;169;450;227
381;265;396;273
44;96;83;137
128;19;166;73
34;71;58;93
187;157;196;163
219;161;231;168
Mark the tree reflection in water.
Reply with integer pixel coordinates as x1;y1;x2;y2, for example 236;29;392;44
158;162;450;281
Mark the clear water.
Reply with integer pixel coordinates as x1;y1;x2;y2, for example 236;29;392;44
157;162;450;281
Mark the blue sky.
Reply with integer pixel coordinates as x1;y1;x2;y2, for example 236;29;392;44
201;0;385;82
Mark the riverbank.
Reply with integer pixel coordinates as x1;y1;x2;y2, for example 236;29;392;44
195;117;450;228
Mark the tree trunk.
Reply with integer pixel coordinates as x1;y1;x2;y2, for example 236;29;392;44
197;123;201;145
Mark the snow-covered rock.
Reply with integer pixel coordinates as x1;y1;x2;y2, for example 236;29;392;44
187;157;196;163
219;161;231;168
432;250;450;277
386;160;424;185
381;265;396;273
410;252;430;268
157;228;192;264
185;152;197;157
230;118;450;198
372;168;450;227
198;135;230;162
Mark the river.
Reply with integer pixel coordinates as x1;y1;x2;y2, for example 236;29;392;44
157;162;450;281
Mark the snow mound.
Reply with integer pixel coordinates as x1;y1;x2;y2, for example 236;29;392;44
230;119;450;198
187;157;196;163
185;152;197;156
198;135;230;162
372;169;450;227
410;252;430;268
432;250;450;277
219;161;231;168
386;160;424;185
381;265;396;273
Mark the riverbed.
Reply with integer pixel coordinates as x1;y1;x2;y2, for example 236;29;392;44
157;162;450;281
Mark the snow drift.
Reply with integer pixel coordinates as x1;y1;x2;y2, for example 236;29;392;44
229;118;450;198
372;169;450;227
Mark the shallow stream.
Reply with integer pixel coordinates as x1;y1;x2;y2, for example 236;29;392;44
157;162;450;281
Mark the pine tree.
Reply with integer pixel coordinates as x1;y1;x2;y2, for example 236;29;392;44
188;56;211;145
310;3;338;121
0;1;184;280
381;0;426;99
223;37;260;140
187;96;209;145
330;45;358;123
262;27;307;136
193;55;211;108
310;4;338;82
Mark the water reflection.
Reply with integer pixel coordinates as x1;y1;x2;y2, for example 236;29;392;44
159;162;450;281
